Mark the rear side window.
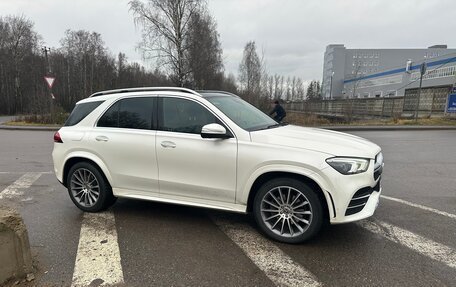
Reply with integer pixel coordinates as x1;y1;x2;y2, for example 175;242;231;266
97;97;156;130
64;101;104;126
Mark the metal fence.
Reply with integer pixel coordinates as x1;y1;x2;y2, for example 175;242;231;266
284;85;452;118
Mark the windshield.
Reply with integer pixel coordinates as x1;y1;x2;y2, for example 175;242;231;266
205;95;278;131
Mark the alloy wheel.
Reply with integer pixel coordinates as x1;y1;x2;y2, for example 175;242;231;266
260;186;313;237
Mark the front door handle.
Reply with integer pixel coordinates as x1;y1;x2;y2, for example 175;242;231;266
161;141;176;148
95;135;109;142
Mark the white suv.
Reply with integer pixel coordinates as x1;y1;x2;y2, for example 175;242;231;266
52;87;383;243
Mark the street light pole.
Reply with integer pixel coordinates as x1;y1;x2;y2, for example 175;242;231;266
415;62;426;122
329;71;334;100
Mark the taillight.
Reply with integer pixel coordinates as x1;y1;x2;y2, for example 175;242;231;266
54;131;63;143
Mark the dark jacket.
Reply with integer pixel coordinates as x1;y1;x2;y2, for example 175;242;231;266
270;104;286;122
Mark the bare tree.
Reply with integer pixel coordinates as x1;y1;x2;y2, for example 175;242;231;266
291;76;297;101
187;10;223;89
238;41;262;105
296;78;305;101
0;15;41;113
129;0;202;86
273;74;285;100
350;62;363;98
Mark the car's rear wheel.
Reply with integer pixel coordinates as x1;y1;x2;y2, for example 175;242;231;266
67;162;116;212
253;177;323;243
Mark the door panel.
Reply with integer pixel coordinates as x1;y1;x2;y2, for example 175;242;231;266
156;131;236;202
156;97;237;203
90;96;159;195
89;128;158;194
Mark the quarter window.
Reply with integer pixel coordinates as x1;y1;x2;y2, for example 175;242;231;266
160;97;218;134
65;101;104;126
97;97;155;130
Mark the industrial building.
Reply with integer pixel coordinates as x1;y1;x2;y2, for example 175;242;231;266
322;44;456;100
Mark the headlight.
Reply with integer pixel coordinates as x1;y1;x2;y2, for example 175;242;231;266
326;157;370;175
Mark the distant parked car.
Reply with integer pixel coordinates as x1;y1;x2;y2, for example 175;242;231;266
52;87;383;243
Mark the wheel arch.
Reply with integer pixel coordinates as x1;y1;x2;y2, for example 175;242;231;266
62;153;112;188
246;171;333;220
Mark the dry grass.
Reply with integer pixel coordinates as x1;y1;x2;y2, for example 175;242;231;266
3;121;61;127
286;111;456;126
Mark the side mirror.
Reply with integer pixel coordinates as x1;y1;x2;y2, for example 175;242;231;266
201;123;231;139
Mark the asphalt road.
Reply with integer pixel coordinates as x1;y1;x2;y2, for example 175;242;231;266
0;129;455;287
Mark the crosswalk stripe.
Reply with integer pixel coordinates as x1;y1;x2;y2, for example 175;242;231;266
359;220;456;269
381;195;456;220
0;172;42;199
213;217;321;287
0;171;53;174
71;212;124;287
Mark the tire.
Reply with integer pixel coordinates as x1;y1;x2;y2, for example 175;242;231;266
253;177;323;244
66;162;116;212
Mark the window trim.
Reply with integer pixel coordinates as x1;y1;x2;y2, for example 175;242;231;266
157;95;235;138
94;95;158;131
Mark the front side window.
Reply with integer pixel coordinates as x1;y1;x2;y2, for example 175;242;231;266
97;97;155;130
159;97;218;134
204;94;277;131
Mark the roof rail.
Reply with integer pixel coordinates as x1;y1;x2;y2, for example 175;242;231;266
196;90;239;97
89;87;201;98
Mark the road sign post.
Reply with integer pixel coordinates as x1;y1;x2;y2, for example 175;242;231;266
42;46;55;122
44;75;56;121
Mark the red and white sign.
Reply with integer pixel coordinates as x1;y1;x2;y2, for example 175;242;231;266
44;76;56;89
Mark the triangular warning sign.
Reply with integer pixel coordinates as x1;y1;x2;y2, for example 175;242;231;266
44;76;56;89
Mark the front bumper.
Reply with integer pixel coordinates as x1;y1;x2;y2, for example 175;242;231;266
323;157;383;224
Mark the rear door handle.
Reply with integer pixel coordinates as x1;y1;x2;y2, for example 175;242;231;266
95;135;109;142
161;141;176;148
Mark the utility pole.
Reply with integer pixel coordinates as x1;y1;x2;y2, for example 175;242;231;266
415;62;426;122
43;46;51;74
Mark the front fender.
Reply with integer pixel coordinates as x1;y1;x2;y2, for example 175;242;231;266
237;164;336;218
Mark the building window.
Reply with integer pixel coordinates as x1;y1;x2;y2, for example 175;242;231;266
374;91;382;98
386;91;397;97
357;74;403;88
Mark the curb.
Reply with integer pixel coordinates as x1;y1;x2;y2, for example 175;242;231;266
0;125;59;131
319;125;456;131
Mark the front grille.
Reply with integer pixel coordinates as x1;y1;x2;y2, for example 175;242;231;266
345;181;381;216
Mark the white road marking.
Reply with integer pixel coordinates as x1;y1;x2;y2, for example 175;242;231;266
71;212;124;287
213;217;321;287
381;195;456;220
0;172;42;199
359;220;456;269
0;171;52;174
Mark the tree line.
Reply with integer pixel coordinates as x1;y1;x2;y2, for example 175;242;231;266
0;0;321;116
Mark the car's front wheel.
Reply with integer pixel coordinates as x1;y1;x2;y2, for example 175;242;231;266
66;162;116;212
253;177;323;243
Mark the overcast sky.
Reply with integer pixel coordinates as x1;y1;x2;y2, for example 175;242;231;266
1;0;455;82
